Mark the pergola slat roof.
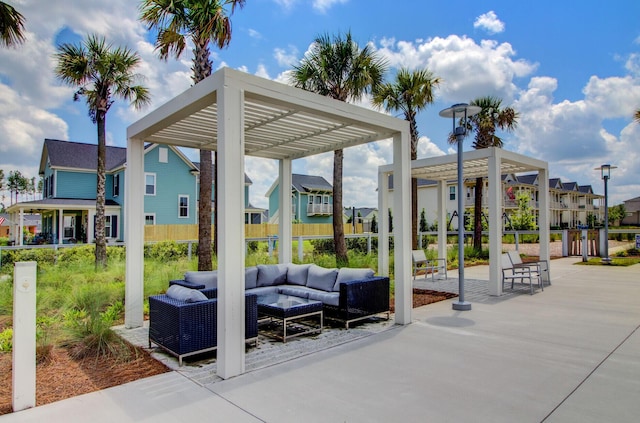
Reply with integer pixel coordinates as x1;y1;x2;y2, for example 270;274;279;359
128;68;401;160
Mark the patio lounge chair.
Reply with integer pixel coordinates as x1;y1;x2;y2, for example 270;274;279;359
501;253;542;295
507;250;550;287
412;250;447;282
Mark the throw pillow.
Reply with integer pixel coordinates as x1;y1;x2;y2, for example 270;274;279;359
245;266;258;289
166;285;208;303
306;264;338;292
333;268;374;291
257;264;288;287
286;263;311;286
184;270;218;289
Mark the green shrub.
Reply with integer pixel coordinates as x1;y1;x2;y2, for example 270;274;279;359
1;248;56;268
0;238;8;246
145;241;188;261
0;328;12;352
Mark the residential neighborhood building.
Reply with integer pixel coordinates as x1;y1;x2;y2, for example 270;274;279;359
5;139;264;245
266;174;333;224
621;196;640;225
387;173;605;230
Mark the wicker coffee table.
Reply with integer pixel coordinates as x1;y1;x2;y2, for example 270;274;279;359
256;293;323;342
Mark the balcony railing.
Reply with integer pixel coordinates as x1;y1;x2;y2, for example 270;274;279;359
307;204;332;215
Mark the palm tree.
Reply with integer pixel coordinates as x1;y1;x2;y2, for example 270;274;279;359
290;31;387;267
372;68;441;249
140;0;246;271
0;1;25;47
450;96;518;252
634;109;640;123
54;35;150;269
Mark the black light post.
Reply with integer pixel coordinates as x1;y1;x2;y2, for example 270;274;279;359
595;164;616;264
439;104;481;311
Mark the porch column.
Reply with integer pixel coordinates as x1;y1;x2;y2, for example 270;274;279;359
18;209;24;246
87;210;95;244
487;153;502;295
377;169;389;276
538;166;550;281
393;130;411;325
125;137;145;328
57;209;63;245
217;83;245;379
278;159;292;264
437;180;447;260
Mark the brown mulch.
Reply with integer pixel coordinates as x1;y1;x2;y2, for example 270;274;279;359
0;344;169;415
389;288;458;313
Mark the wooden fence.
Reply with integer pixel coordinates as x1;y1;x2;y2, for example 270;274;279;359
144;223;364;242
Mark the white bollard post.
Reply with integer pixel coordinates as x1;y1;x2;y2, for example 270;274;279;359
12;261;37;412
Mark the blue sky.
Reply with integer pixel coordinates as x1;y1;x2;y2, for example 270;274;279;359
1;0;639;209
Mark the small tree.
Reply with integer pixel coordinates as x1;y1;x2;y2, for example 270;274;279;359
419;208;428;233
371;214;378;233
510;191;536;230
388;208;393;233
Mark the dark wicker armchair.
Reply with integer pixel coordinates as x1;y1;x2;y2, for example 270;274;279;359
149;289;258;365
323;276;390;328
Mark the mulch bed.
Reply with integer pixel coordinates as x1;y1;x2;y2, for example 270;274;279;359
389;288;458;313
0;344;169;415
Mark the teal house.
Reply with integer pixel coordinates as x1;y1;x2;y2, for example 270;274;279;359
266;174;333;224
7;139;263;245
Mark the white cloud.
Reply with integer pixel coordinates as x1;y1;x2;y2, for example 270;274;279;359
274;46;299;67
312;0;348;13
248;29;262;39
377;35;537;104
474;11;505;34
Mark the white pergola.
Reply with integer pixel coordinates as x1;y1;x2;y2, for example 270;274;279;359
125;67;412;379
379;147;550;296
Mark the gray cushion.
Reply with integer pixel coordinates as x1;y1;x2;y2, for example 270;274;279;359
306;264;338;292
307;290;340;307
184;270;218;289
257;264;288;287
286;263;311;286
278;286;311;299
245;266;258;290
247;286;279;297
165;285;208;303
333;268;375;291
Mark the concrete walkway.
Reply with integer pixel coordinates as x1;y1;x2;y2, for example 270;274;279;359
3;258;639;422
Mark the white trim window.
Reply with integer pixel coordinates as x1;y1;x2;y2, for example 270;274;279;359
449;186;456;201
113;173;120;197
145;173;156;196
145;214;156;225
178;195;189;218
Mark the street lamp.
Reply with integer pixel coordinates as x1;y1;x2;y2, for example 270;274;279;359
439;103;481;311
595;164;617;264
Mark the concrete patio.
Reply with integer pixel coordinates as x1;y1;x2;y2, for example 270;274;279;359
3;257;639;422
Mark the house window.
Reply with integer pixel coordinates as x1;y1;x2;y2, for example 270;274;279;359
145;214;155;225
178;195;189;218
145;173;156;195
159;147;168;163
43;176;48;197
49;174;54;198
449;186;456;200
104;215;118;238
113;173;120;197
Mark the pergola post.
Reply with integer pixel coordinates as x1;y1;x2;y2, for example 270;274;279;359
278;159;292;264
487;153;502;295
393;131;412;325
437;180;447;260
538;167;550;281
217;83;245;379
18;209;24;246
125;137;145;328
377;170;389;276
57;208;63;245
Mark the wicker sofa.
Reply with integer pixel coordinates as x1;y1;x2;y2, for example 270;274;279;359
148;287;258;365
171;263;390;328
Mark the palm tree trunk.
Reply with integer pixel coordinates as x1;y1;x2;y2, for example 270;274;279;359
197;149;213;271
333;149;348;267
95;111;107;269
409;113;419;250
473;177;483;251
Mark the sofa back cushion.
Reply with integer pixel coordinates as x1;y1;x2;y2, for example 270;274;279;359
184;270;218;289
286;263;311;286
245;266;258;289
166;284;209;303
333;268;375;291
306;264;339;292
257;264;288;287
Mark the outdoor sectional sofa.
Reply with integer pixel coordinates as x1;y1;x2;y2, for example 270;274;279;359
170;263;390;328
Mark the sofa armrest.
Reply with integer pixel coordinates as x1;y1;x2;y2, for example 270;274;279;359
339;276;390;314
169;279;206;290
